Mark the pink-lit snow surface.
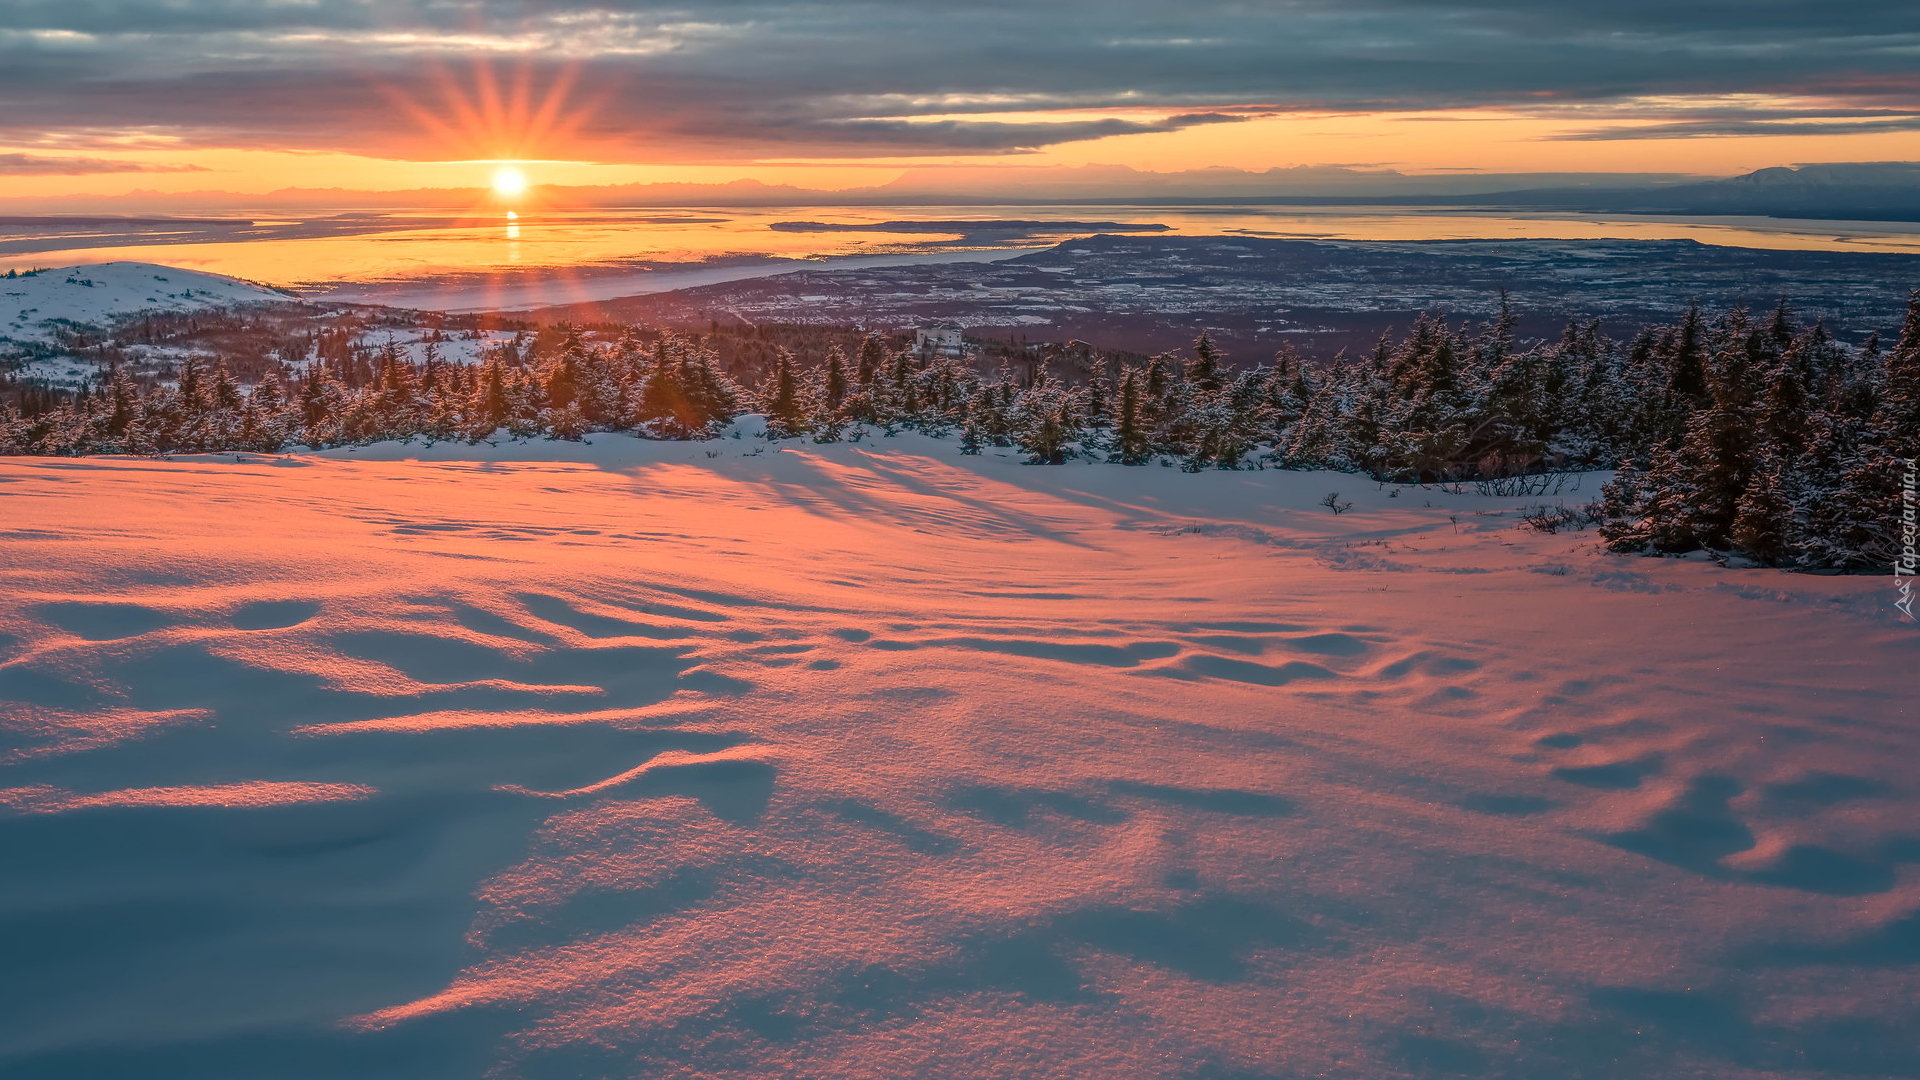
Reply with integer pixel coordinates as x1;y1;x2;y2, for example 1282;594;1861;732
1;431;1915;1080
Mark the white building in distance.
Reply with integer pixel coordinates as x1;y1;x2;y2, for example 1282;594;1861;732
914;323;966;356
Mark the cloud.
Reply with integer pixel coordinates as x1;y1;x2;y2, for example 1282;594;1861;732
0;152;208;175
775;112;1251;154
1547;104;1920;141
1554;117;1920;141
0;2;1916;160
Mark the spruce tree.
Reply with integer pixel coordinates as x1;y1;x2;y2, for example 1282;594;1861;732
243;376;289;453
1184;331;1226;393
1730;447;1795;565
1754;349;1813;459
761;349;807;438
1142;353;1173;416
1669;302;1710;408
1653;310;1760;549
1111;367;1151;465
102;367;140;449
1015;378;1072;465
1792;409;1893;569
958;398;984;455
1876;288;1920;458
856;332;886;388
822;346;849;416
469;356;510;441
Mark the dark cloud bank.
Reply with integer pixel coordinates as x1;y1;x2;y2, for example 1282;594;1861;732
1;0;1916;160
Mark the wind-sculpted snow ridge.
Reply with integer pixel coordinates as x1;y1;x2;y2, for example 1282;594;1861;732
0;431;1915;1079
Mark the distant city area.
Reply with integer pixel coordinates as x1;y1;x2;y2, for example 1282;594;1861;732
541;233;1920;358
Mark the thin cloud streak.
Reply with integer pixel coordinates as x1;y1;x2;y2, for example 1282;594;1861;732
0;152;208;175
1553;117;1920;141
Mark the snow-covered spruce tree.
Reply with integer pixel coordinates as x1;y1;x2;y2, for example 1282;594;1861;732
966;376;1013;448
1730;445;1796;565
1792;409;1897;570
1260;344;1310;438
1833;332;1882;422
1144;331;1264;468
1384;316;1457;477
1667;302;1712;411
759;349;808;439
1083;371;1112;439
1755;341;1815;460
467;353;512;441
817;346;849;419
635;334;742;439
501;361;542;439
1478;341;1559;477
855;332;886;386
1552;319;1624;466
1185;331;1228;394
1733;305;1902;569
1109;366;1152;465
98;367;143;453
1622;308;1761;552
1784;287;1920;569
534;334;587;440
1595;295;1908;568
877;348;916;426
1011;371;1078;465
238;375;291;453
204;362;246;452
287;363;326;446
1616;327;1676;461
1271;361;1341;470
957;397;984;455
1139;351;1176;451
0;403;25;455
418;355;455;439
1180;366;1271;471
1877;288;1920;460
1714;342;1815;566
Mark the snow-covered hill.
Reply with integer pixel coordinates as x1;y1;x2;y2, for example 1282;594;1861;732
0;434;1914;1079
1;261;294;344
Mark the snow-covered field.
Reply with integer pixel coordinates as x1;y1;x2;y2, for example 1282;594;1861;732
1;262;291;344
358;328;525;367
1;432;1915;1079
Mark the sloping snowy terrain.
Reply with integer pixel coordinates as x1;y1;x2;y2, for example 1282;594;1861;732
1;262;293;344
0;433;1915;1079
1;262;519;391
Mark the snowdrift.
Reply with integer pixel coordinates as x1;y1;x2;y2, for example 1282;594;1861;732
0;432;1915;1079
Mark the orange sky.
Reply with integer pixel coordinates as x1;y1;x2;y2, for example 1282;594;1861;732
5;105;1918;201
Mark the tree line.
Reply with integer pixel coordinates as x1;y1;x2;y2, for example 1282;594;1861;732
3;292;1915;571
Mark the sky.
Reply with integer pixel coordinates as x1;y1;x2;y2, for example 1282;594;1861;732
2;0;1918;199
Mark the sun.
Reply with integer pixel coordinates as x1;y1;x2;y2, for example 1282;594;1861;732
492;166;528;199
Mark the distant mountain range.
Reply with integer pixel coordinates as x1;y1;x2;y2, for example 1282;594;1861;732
3;162;1915;222
1573;162;1920;220
853;162;1920;220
